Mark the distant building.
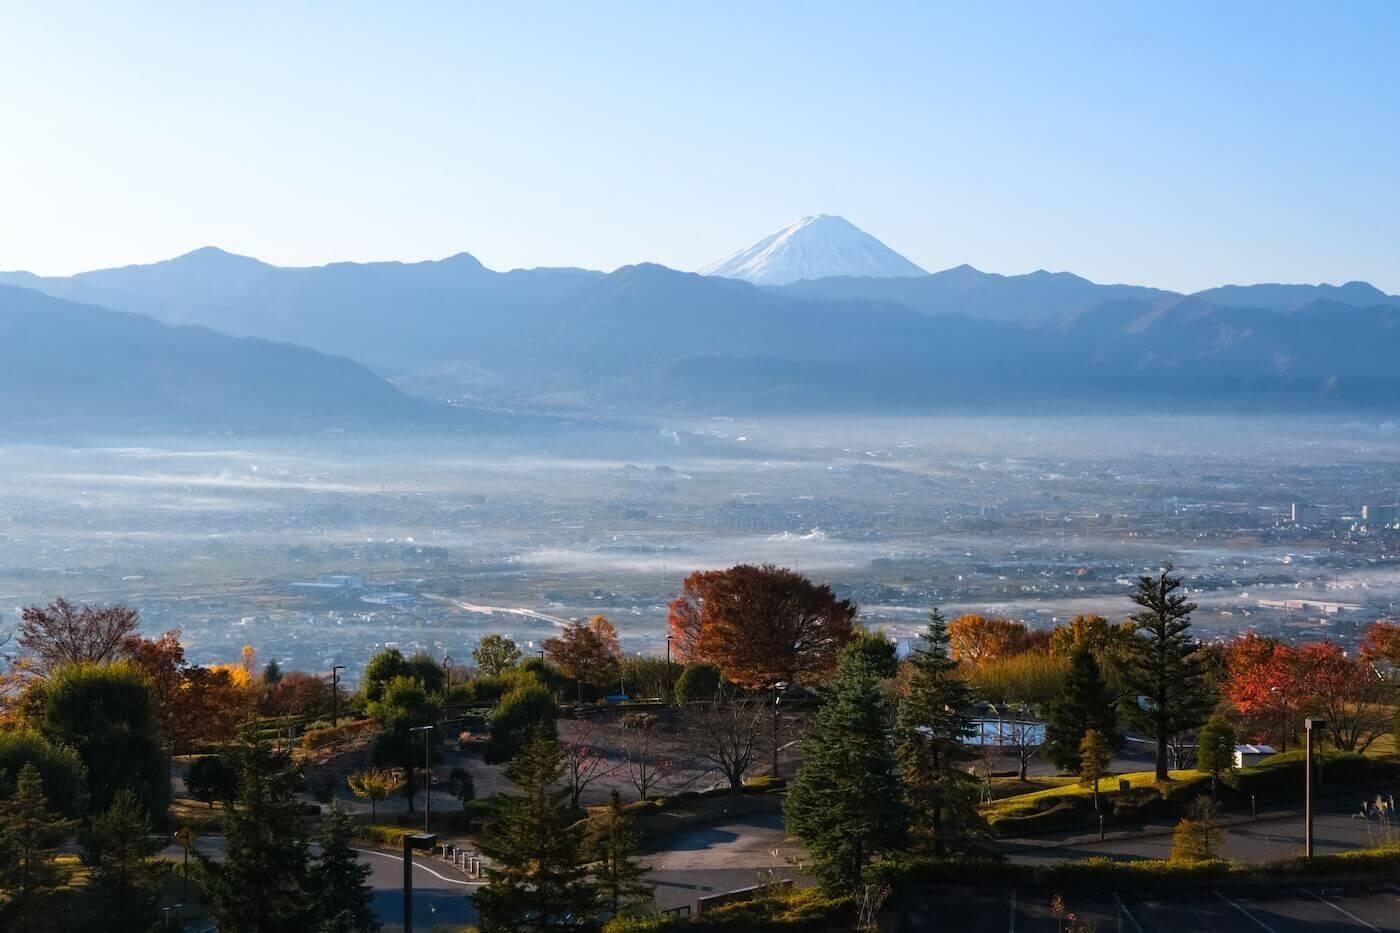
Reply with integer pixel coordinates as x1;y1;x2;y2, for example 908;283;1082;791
1234;744;1277;768
1361;504;1399;525
1290;502;1323;524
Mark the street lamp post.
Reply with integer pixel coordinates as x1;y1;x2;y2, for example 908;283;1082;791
330;665;345;728
402;832;438;933
665;634;674;704
410;725;433;831
771;682;787;779
1305;717;1325;859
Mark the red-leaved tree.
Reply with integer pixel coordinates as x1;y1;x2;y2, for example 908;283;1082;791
667;564;856;689
1224;632;1298;751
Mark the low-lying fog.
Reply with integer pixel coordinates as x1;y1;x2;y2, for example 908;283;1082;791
2;415;1398;681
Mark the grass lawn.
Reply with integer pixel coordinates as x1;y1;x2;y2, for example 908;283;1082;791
982;769;1208;828
986;774;1077;799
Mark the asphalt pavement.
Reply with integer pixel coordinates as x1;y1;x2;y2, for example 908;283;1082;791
900;883;1400;932
640;810;804;914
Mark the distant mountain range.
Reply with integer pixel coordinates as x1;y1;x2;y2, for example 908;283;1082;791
0;284;437;434
4;216;1400;421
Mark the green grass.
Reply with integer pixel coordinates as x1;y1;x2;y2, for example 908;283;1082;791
982;769;1205;827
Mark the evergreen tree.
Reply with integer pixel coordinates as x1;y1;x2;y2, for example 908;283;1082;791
1195;714;1237;797
895;608;981;856
1077;729;1113;812
476;732;598;932
201;742;318;932
79;789;163;933
1044;646;1121;773
584;789;651;918
0;763;73;932
312;802;377;932
1121;566;1216;780
786;645;905;889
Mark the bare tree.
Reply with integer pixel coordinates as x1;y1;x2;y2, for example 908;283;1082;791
1000;705;1043;781
685;694;768;791
620;714;681;800
559;718;621;809
18;597;140;673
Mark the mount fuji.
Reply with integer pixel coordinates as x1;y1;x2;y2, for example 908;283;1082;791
699;214;926;285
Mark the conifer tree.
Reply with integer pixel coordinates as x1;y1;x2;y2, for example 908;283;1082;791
79;789;164;933
201;742;318;932
0;763;73;931
895;608;981;856
476;732;598;932
584;789;651;918
1044;646;1120;773
1078;729;1113;812
786;644;905;889
1121;566;1216;780
312;802;378;932
1195;714;1236;797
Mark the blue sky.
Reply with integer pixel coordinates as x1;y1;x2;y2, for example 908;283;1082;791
2;2;1397;292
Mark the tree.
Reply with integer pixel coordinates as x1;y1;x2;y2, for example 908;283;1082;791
1044;647;1120;773
0;730;87;818
260;670;334;720
685;694;768;791
474;634;523;676
896;608;980;856
668;564;857;689
367;676;441;812
585;789;651;918
312;802;378;932
544;616;624;707
673;662;724;704
32;661;170;816
1223;633;1297;752
347;768;401;821
79;789;163;933
620;714;681;800
1195;714;1236;797
262;658;282;685
1078;729;1113;812
18;598;139;674
184;754;238;809
947;614;1031;665
846;627;899;678
1170;796;1223;862
0;763;72;930
968;651;1070;707
476;732;598;932
1362;621;1400;665
620;656;670;701
787;645;905;890
201;742;318;932
485;683;558;764
558;719;619;810
1294;642;1392;752
1121;566;1215;781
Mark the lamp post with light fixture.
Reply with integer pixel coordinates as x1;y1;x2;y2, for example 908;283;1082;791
410;724;433;831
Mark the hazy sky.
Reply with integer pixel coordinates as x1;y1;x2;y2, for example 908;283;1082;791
3;2;1398;292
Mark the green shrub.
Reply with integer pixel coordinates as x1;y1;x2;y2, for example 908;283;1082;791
484;684;558;763
0;729;88;818
674;663;724;704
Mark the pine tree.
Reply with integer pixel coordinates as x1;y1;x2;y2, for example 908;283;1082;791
1044;646;1121;773
895;608;981;856
201;742;318;932
1121;566;1216;780
584;789;651;918
0;763;73;932
312;802;378;932
786;644;906;889
79;789;164;933
476;732;598;932
1195;715;1236;797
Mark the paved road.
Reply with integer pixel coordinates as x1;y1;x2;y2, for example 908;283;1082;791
640;810;805;914
1003;810;1384;865
901;884;1400;932
160;835;478;928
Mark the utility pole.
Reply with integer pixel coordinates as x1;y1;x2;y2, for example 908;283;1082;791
411;724;434;831
331;665;345;728
665;634;674;704
1305;717;1324;859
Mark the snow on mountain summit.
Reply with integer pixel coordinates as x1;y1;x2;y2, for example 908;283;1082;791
699;214;926;286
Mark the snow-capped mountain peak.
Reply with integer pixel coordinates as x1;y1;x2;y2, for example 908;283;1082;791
699;214;925;285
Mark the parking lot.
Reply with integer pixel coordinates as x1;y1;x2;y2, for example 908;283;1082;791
899;883;1400;932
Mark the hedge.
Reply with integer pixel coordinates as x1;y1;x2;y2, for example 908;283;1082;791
300;718;376;750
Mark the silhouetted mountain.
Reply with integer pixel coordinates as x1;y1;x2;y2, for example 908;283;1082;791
0;249;604;373
0;284;436;433
1191;281;1400;313
770;264;1175;322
